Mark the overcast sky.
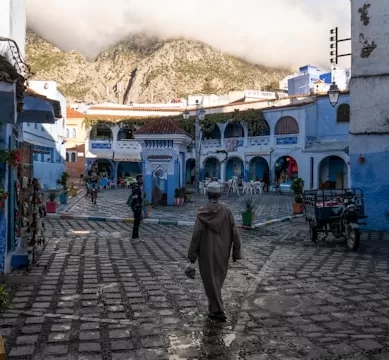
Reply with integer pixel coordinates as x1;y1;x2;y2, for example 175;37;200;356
26;0;351;69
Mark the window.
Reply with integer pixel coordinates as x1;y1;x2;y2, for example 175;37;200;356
34;123;38;129
337;104;350;123
71;152;76;162
275;116;299;135
66;152;69;162
72;128;77;138
66;128;70;138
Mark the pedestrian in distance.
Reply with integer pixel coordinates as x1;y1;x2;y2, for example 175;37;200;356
130;174;144;243
186;181;242;321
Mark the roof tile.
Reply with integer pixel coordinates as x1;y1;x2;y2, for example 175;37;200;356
135;117;190;136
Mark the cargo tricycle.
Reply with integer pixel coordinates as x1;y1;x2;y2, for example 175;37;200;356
303;188;367;251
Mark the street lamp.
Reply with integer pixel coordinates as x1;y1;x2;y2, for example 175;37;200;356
183;101;205;193
328;82;340;107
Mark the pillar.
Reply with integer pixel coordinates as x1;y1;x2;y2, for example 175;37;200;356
349;0;389;231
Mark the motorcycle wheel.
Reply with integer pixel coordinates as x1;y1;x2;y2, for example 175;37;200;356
346;226;360;251
309;222;317;242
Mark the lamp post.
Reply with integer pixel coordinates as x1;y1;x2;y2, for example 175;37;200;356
183;101;205;193
328;82;340;107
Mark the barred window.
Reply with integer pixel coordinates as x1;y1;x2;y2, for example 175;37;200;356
337;104;350;123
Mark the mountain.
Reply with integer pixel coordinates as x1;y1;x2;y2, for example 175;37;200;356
25;30;289;104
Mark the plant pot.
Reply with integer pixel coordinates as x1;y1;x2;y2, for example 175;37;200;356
59;192;68;205
242;212;255;227
46;201;57;213
358;156;365;164
293;202;304;214
0;201;4;209
174;198;179;206
179;198;185;206
143;205;151;218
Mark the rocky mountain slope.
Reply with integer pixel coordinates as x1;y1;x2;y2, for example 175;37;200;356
26;30;289;104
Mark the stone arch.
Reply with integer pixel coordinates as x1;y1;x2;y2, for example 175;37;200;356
90;124;113;139
224;122;244;138
275;116;299;135
203;157;220;180
249;157;269;180
274;156;298;185
318;155;348;189
226;156;244;180
248;119;270;136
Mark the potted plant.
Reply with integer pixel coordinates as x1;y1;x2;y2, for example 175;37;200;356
291;177;304;214
185;189;194;202
46;191;57;213
57;171;69;204
241;198;257;227
0;189;8;209
174;188;180;206
178;187;186;205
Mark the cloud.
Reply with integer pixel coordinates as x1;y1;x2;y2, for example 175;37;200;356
26;0;350;69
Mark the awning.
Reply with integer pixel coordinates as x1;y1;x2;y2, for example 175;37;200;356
18;94;56;124
304;142;349;153
114;152;141;162
85;151;113;160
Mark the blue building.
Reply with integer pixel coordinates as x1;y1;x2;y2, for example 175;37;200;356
287;65;331;95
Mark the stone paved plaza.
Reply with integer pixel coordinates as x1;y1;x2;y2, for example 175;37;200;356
1;218;389;359
58;188;294;226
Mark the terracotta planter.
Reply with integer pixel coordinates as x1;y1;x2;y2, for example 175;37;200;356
174;198;179;206
179;198;185;206
70;188;78;197
358;156;365;164
46;201;57;213
293;203;304;214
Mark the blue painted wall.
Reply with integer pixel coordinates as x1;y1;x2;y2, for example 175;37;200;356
316;95;350;141
350;138;389;232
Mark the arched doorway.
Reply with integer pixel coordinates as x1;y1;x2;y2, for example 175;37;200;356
203;158;220;180
117;162;141;178
90;124;113;139
202;125;221;140
319;156;348;189
152;167;168;206
226;157;244;181
224;122;244;138
274;156;298;185
92;159;113;178
249;157;269;181
186;159;195;184
117;126;135;140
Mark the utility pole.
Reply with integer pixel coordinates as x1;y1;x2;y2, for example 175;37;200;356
330;27;352;64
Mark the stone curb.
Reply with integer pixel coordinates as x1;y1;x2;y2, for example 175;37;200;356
46;213;305;227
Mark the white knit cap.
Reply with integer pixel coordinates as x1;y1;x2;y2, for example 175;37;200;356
207;181;221;193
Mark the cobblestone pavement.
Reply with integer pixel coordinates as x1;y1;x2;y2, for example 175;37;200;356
58;189;294;225
2;219;389;359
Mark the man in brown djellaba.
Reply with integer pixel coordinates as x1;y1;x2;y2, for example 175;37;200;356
186;181;242;321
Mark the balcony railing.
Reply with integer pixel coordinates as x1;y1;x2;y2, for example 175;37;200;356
117;140;142;151
89;138;112;150
202;139;221;150
274;134;299;146
248;136;271;147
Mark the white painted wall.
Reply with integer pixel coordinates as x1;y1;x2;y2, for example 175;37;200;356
0;0;26;58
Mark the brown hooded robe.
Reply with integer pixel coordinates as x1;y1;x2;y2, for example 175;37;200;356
188;201;241;315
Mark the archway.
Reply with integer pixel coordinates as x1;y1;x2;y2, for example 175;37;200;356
203;158;221;180
186;158;195;184
117;126;135;140
202;126;221;140
274;156;298;185
91;159;113;178
152;167;168;206
226;157;244;181
90;124;113;139
249;157;269;181
224;122;244;138
275;116;299;135
248;119;270;137
117;162;141;178
319;156;348;189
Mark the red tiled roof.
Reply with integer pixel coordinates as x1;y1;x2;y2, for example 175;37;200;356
135;118;190;136
67;107;85;118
